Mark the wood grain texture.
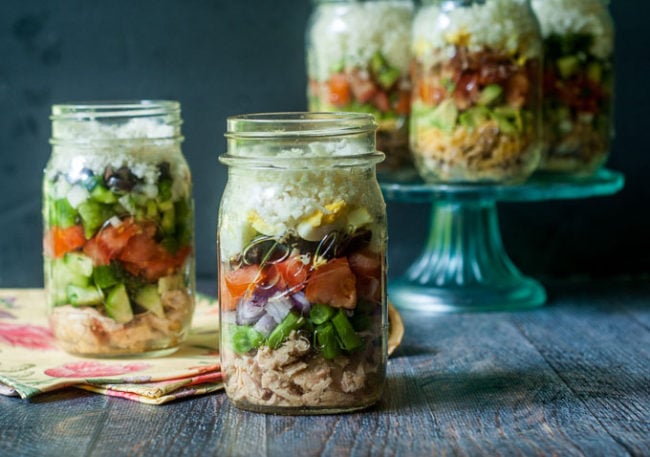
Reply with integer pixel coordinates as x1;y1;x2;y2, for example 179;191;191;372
1;280;648;457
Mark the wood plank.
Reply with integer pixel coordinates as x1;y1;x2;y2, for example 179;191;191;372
512;285;650;456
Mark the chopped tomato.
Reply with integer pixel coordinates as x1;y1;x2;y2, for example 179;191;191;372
224;264;265;306
373;91;391;113
95;217;141;258
82;237;111;266
305;257;357;310
219;271;237;311
119;235;190;281
274;255;310;292
348;249;384;303
349;71;378;103
43;225;86;259
327;73;351;106
395;90;411;116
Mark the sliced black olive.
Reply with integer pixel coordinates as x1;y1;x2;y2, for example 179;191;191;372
104;165;139;193
242;236;290;265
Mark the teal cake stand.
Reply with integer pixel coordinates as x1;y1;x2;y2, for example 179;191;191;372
380;169;625;313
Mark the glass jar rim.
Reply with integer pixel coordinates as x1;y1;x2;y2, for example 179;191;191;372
50;100;180;120
225;112;377;140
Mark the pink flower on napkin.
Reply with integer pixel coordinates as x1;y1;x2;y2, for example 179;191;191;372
0;322;56;350
44;361;151;378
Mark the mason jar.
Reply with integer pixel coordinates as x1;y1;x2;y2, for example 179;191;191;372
218;113;388;414
43;101;195;357
532;0;615;175
306;0;415;181
410;0;543;183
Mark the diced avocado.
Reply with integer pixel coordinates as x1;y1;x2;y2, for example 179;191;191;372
158;179;173;202
161;207;175;235
586;62;603;84
90;184;117;204
63;252;94;277
557;55;580;79
134;285;165;318
459;106;490;130
426;99;458;133
78;200;112;239
493;106;523;134
66;284;103;306
477;84;503;106
377;67;401;90
50;198;78;229
105;284;134;324
93;264;119;289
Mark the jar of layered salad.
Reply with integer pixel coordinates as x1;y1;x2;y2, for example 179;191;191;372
532;0;614;175
43;101;195;357
218;113;388;414
306;0;415;181
410;0;543;183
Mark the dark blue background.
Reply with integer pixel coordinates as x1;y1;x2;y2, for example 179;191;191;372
1;1;648;287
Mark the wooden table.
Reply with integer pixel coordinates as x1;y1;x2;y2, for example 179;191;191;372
1;279;649;456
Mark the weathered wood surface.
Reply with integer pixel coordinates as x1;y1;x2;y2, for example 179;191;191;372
1;279;649;457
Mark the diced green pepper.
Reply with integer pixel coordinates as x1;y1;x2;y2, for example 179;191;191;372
331;309;363;351
314;322;341;359
93;265;119;289
231;325;265;354
309;303;337;325
78;200;113;238
90;183;117;204
51;198;77;229
267;312;304;349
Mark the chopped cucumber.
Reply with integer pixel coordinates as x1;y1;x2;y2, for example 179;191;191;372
90;184;117;204
158;274;183;294
134;285;165;318
105;284;134;324
52;259;90;289
459;106;490;130
377;67;401;90
557;55;580;79
493;106;523;134
66;284;103;306
63;252;94;277
424;99;458;133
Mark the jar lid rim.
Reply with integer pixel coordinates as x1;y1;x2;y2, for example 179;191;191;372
51;100;180;120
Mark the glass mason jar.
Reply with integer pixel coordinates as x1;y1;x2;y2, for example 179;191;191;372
218;113;388;414
43;101;195;357
306;0;416;181
532;0;615;175
410;0;543;183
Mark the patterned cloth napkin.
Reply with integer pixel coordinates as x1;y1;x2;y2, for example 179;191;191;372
0;289;223;404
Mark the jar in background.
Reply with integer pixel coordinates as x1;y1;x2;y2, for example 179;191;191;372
218;113;388;414
532;0;615;175
306;0;415;181
410;0;543;183
43;101;195;357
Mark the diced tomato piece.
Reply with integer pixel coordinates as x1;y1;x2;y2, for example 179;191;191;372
224;264;265;305
348;249;384;303
328;73;351;106
395;90;411;116
95;217;141;258
83;237;111;266
274;255;310;292
349;71;378;103
43;225;86;259
305;257;357;310
219;271;237;311
118;235;190;281
373;91;391;113
418;81;446;106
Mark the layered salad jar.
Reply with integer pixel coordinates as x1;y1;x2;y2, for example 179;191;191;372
410;0;543;183
306;0;415;180
218;113;388;414
532;0;614;175
43;101;195;357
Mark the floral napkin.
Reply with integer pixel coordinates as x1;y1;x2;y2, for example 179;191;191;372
0;289;223;404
